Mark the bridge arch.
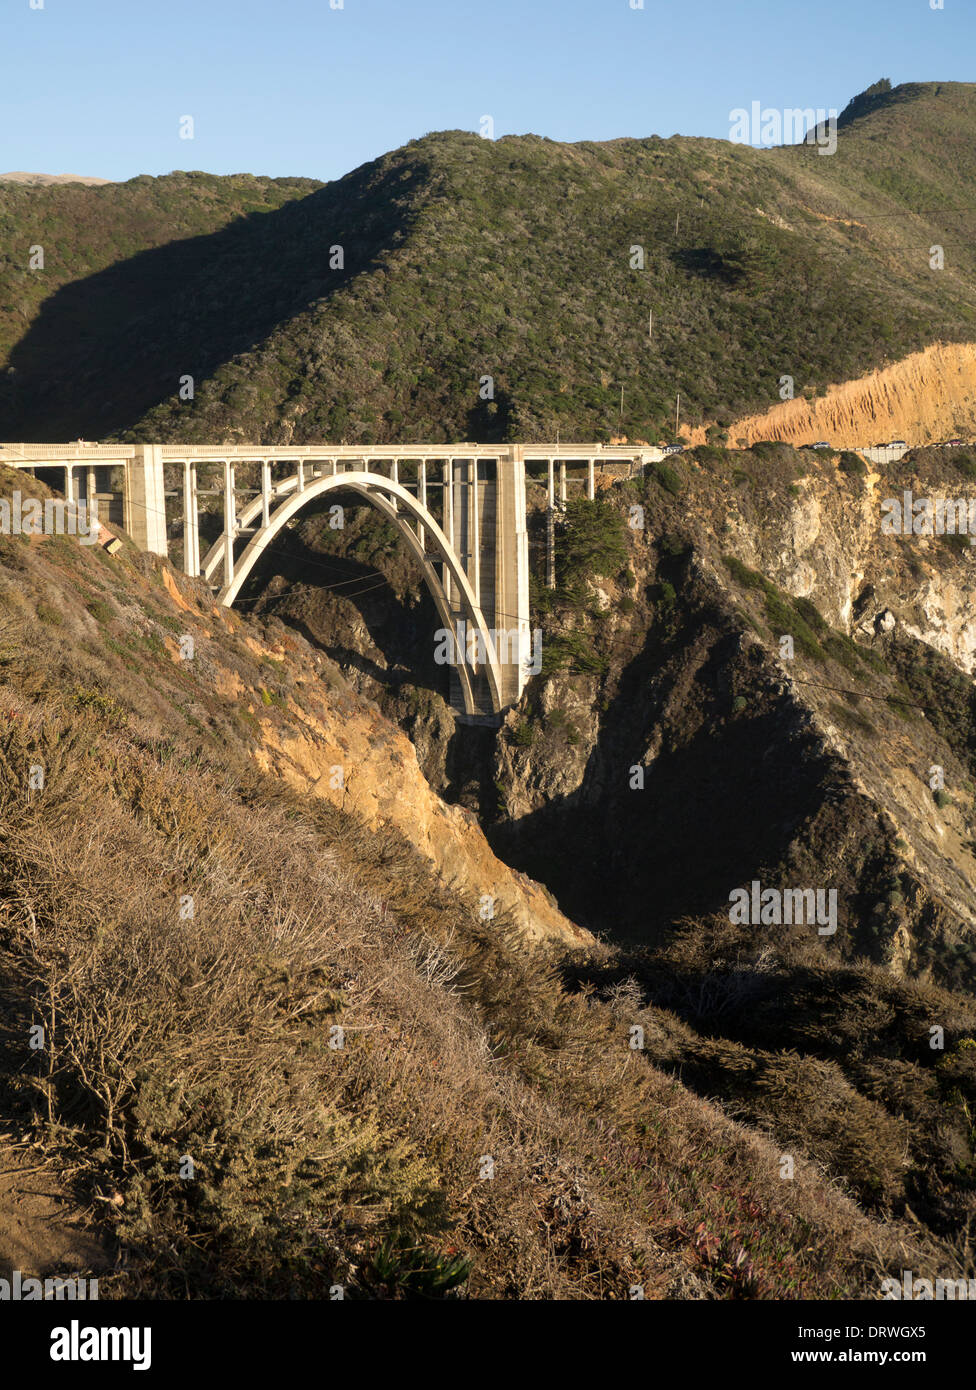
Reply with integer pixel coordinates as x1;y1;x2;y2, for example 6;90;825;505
210;470;505;715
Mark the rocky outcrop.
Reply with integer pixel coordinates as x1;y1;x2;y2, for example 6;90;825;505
210;632;588;949
483;447;976;989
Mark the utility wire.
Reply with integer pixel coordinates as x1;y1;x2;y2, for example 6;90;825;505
787;673;951;715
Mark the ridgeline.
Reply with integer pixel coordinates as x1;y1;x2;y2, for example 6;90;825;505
2;81;976;444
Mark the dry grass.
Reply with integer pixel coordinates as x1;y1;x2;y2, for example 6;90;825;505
0;472;958;1297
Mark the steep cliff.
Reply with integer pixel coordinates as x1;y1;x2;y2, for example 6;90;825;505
236;442;976;1247
488;446;976;983
696;342;976;450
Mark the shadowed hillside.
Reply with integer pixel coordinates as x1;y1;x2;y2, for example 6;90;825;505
3;82;976;444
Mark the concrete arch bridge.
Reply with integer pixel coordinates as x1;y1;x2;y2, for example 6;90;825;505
0;441;662;716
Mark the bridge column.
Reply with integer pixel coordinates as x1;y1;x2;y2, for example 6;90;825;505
86;465;96;518
443;460;454;606
547;459;555;509
261;460;271;529
494;447;532;706
587;458;595;501
389;458;398;512
182;461;200;576
222;460;236;589
125;445;168;557
515;449;531;699
470;459;480;609
417;460;426;554
297;460;305;494
559;461;567;507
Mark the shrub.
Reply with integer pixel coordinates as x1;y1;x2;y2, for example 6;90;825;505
650;461;682;496
86;599;115;624
35;600;64;626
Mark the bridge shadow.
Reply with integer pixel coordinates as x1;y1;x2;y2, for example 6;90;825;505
0;160;428;441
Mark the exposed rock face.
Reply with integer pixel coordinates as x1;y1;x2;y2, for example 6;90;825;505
690;342;976;449
213;632;588;949
721;455;976;676
483;447;976;990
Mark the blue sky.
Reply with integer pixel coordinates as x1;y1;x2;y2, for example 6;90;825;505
1;0;972;183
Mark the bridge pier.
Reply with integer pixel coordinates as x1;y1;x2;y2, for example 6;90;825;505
443;460;454;606
261;460;271;530
124;445;168;557
469;459;480;608
222;460;236;588
182;461;200;577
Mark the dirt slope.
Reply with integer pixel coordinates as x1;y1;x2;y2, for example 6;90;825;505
697;341;976;449
0;172;111;186
0;1136;110;1282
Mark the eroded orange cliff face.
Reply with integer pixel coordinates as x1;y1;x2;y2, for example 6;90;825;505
687;342;976;449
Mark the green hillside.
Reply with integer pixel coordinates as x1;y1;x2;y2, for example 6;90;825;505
2;81;976;443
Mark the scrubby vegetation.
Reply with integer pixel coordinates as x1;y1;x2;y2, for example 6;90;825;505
569;920;976;1239
0;172;321;439
530;497;629;678
4;83;976;443
0;468;959;1299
